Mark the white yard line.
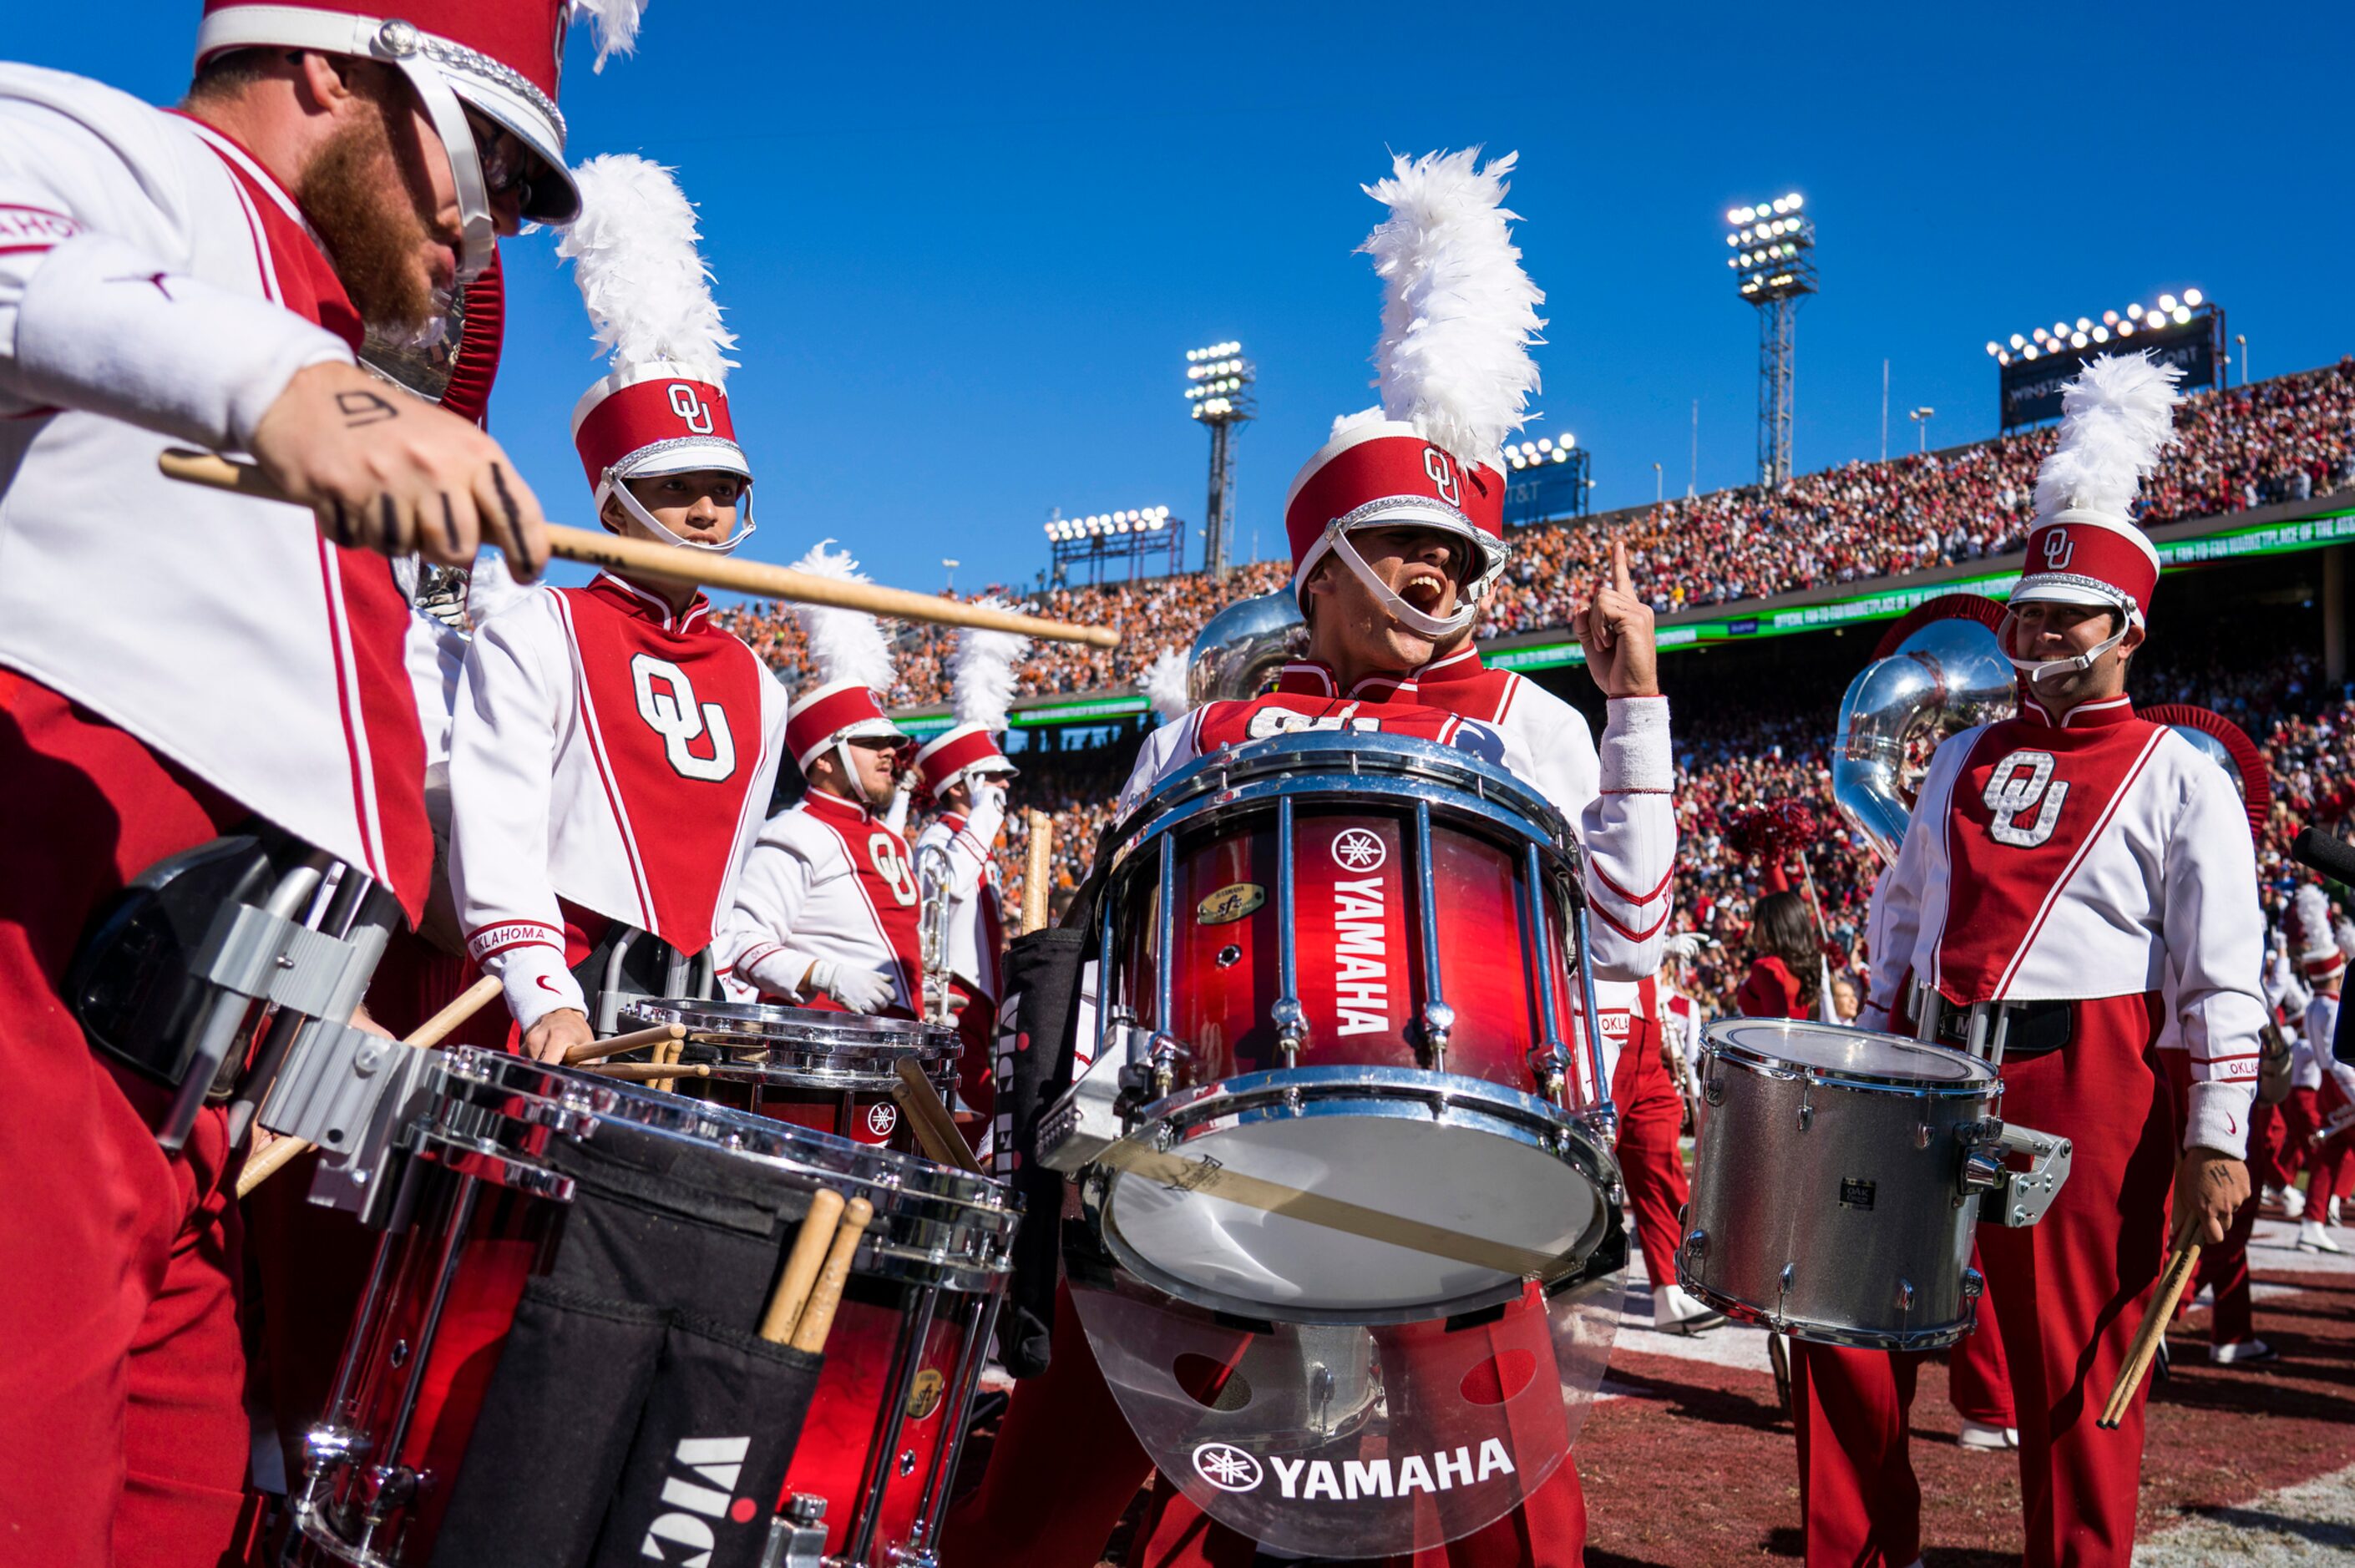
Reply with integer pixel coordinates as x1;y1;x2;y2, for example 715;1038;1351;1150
2134;1459;2355;1566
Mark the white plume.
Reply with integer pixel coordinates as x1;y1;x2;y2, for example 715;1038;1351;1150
789;540;896;695
1140;647;1192;724
2033;352;2183;523
574;0;649;74
951;603;1030;732
555;154;737;385
2292;883;2335;959
1359;149;1545;471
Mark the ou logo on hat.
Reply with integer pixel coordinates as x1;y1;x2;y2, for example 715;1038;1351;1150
1422;447;1462;508
668;382;716;436
2040;528;2076;572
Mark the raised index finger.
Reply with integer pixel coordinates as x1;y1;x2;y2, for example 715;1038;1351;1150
1612;537;1633;597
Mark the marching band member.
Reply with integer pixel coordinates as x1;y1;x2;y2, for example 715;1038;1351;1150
1811;355;2265;1568
0;0;590;1554
2292;894;2355;1252
910;615;1028;1119
951;148;1674;1568
719;544;924;1019
448;154;787;1062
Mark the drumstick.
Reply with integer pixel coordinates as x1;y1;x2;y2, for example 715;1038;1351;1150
236;974;503;1200
580;1060;712;1084
158;450;1117;649
561;1022;688;1065
892;1058;985;1175
759;1188;847;1344
2099;1227;2204;1429
789;1196;874;1354
1020;810;1054;935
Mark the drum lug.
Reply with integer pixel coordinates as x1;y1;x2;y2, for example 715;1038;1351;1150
1527;1041;1568;1105
1418;1000;1456;1073
1795;1081;1815;1133
1895;1277;1915;1315
1915;1091;1933;1149
361;1461;418;1512
1776;1260;1795;1322
1270;997;1308;1069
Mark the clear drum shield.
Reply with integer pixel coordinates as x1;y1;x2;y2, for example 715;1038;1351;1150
1068;1247;1623;1557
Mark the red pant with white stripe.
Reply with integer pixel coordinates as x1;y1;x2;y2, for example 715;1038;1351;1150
1796;994;2173;1568
2158;1051;2261;1345
0;676;260;1566
942;1282;1589;1567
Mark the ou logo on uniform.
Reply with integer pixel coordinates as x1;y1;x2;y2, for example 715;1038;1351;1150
631;655;737;781
867;833;919;906
667;382;716;436
1983;748;2069;848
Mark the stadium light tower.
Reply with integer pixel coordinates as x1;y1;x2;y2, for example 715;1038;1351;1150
1724;193;1816;490
1185;341;1255;582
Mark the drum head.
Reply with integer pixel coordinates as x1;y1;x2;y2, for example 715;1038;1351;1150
1094;1070;1618;1323
1708;1019;1991;1087
1070;1252;1621;1556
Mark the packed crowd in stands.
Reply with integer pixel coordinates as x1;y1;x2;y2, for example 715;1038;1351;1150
965;632;2355;1019
722;359;2355;708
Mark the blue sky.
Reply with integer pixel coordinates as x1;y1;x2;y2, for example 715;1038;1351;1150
23;3;2350;599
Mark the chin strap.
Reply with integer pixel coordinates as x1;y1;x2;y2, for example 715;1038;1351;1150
598;476;756;555
1325;526;1480;639
833;739;877;809
882;773;914;835
2000;608;2134;683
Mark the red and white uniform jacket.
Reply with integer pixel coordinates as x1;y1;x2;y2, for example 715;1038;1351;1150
2306;993;2354;1119
1120;655;1677;980
0;67;430;913
448;574;788;1030
719;790;924;1014
1868;695;2266;1155
914;801;1008;1001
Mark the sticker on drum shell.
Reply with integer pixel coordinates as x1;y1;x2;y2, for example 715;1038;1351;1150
1195;883;1266;925
905;1367;946;1421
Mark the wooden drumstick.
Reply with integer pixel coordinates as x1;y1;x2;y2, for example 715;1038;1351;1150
158;450;1117;649
580;1060;712;1084
759;1188;847;1344
1020;809;1054;935
562;1022;687;1065
789;1196;874;1354
2099;1227;2203;1429
892;1058;985;1175
236;974;502;1199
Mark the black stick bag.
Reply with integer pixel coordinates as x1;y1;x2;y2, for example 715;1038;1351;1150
991;914;1092;1376
590;1313;822;1568
431;1128;824;1567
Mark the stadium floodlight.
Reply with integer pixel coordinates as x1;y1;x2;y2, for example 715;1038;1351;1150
1725;190;1816;488
1908;406;1935;453
1186;340;1256;581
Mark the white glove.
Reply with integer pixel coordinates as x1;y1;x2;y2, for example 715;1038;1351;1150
808;959;894;1014
967;780;1009;847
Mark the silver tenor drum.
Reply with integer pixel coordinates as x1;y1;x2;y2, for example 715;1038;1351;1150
1677;1019;2072;1349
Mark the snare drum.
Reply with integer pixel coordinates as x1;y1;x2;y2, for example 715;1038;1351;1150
616;999;959;1149
1079;730;1619;1324
1678;1019;1998;1349
289;1047;1016;1568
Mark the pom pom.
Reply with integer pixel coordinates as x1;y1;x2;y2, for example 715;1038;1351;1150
1140;647;1191;724
556;154;737;385
1359;149;1545;471
951;604;1029;732
2033;352;2183;524
574;0;648;74
788;540;896;695
1728;800;1822;862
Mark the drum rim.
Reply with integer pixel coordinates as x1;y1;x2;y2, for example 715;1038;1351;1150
1703;1019;1996;1094
1089;1065;1620;1326
1672;1268;1984;1352
620;997;958;1052
423;1047;1019;1284
1112;730;1577;852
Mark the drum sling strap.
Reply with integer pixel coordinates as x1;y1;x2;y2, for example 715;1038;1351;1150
987;818;1120;1378
430;1135;827;1568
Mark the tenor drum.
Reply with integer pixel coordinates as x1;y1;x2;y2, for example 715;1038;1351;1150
1677;1019;1999;1349
289;1047;1016;1568
1081;730;1618;1324
616;998;958;1149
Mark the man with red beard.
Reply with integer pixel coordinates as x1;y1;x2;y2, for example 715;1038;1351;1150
0;3;594;1558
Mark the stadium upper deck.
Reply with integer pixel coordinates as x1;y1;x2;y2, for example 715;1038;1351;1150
713;357;2355;720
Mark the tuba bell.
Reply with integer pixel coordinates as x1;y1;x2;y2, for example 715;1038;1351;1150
1188;589;1307;706
1832;595;2016;862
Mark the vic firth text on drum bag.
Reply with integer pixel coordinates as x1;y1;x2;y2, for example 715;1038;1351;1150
990;924;1090;1378
428;1138;823;1568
